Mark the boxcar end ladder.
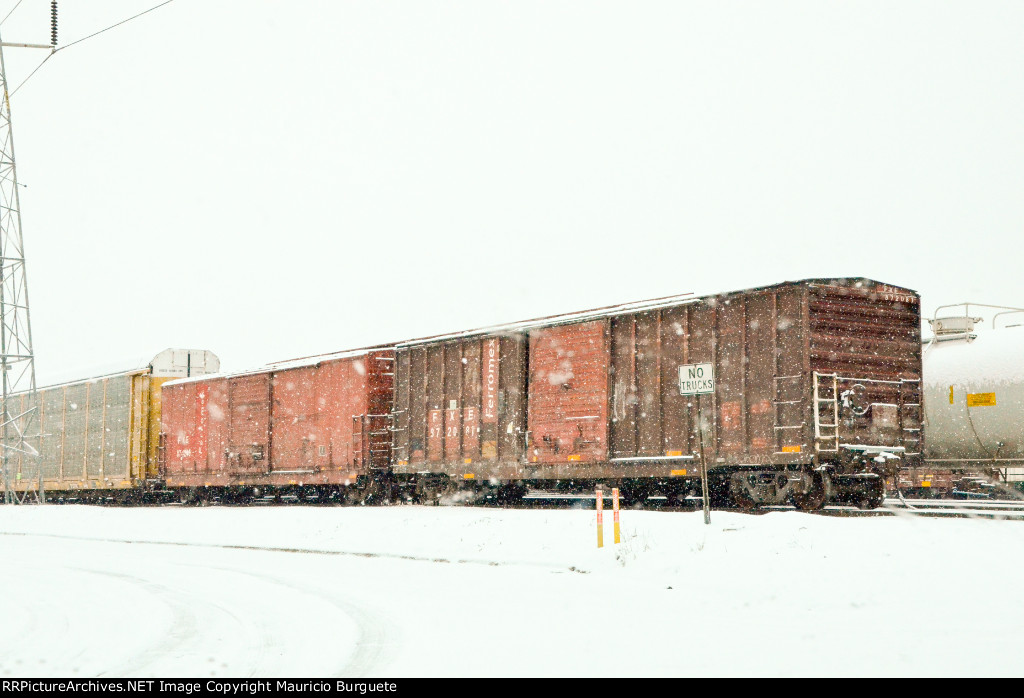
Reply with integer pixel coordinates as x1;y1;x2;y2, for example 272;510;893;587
813;372;840;454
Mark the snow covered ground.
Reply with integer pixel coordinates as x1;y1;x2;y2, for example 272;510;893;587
0;504;1021;677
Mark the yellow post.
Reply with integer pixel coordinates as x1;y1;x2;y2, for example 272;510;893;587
596;488;604;548
612;487;621;545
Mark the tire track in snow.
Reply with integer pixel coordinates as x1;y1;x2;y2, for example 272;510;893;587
73;567;283;677
200;564;400;678
0;531;582;572
73;568;206;677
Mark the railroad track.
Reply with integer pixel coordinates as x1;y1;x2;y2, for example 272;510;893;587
519;492;1024;519
882;497;1024;519
32;491;1024;520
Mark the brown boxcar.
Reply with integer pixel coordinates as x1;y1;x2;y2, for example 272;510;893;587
161;347;394;501
392;278;922;509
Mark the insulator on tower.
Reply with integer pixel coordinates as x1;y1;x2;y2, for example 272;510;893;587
51;1;58;47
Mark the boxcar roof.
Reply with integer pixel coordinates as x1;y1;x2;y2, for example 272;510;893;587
36;358;153;391
395;277;917;348
164;345;389;388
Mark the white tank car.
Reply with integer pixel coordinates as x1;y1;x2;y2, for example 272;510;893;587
923;308;1024;484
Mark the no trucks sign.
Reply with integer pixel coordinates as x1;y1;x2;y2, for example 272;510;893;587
679;363;715;395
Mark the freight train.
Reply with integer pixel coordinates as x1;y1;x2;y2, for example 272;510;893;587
3;277;925;510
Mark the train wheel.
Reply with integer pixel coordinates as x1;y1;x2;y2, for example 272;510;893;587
792;472;830;512
620;487;648;508
856;480;885;510
729;476;757;511
493;482;527;506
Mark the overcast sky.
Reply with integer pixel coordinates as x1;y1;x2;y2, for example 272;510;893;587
1;1;1021;384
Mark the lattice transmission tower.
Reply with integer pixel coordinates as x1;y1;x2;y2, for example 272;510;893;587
0;5;59;504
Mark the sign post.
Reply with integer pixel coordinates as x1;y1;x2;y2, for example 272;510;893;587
612;487;621;544
679;363;715;525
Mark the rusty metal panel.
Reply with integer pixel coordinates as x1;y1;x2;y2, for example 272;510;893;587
315;362;351;468
408;347;428;464
365;351;395;471
686;301;718;457
162;379;198;475
660;305;691;457
717;298;746;455
807;281;922;457
426;345;445;462
743;293;777;455
809;282;920;379
227;373;270;473
498;336;527;462
635;312;663;456
774;288;808;454
528;321;609;464
271;366;319;472
443;345;463;461
461;341;481;461
205;381;227;473
394;333;526;472
610;316;637;457
393;351;411;465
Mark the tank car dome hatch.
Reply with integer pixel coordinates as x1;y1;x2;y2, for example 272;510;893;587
149;349;221;378
929;315;981;337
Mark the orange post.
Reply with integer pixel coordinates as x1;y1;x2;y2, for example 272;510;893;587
596;488;604;548
612;487;621;545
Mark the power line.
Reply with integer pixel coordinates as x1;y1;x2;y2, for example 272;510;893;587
10;0;178;97
59;0;175;51
0;0;26;28
10;50;50;96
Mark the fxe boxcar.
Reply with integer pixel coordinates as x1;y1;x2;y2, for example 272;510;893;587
392;279;922;510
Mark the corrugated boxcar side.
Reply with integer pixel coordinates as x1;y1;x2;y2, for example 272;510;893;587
163;349;394;486
527;321;610;464
392;335;527;473
606;285;808;472
227;373;271;473
163;378;213;477
270;350;394;477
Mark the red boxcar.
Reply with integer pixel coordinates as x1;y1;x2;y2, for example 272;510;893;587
161;347;394;500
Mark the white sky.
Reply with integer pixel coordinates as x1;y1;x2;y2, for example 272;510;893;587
1;1;1021;384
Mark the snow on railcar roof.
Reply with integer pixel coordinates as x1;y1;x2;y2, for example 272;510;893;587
396;277;917;348
37;355;154;389
164;345;389;387
37;349;221;391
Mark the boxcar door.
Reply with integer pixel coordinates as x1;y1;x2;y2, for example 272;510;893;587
528;321;610;465
270;368;318;473
227;374;271;474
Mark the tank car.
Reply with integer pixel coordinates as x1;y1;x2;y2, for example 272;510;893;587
902;304;1024;497
1;349;219;502
392;278;923;510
